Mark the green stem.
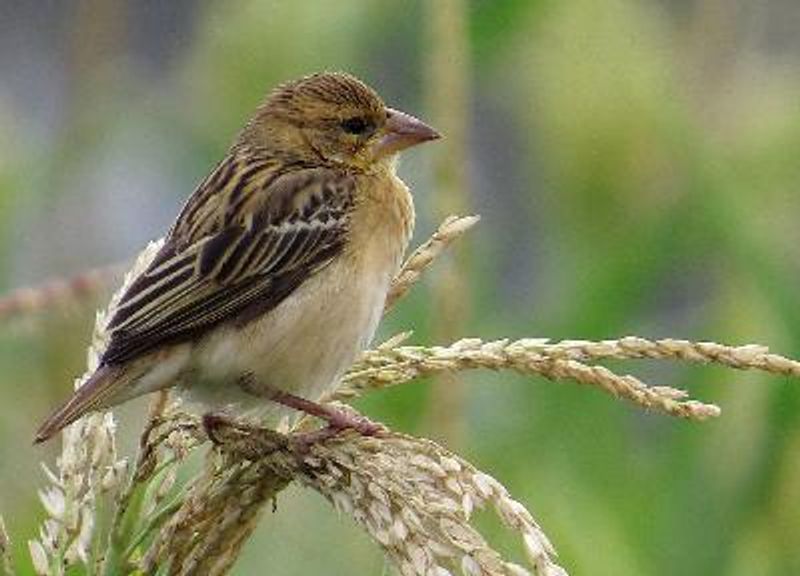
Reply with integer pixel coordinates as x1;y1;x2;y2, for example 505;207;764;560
121;495;184;562
100;474;148;576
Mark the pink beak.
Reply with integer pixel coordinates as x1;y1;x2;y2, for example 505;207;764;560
373;108;441;158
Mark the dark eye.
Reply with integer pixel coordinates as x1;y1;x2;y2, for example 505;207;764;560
340;116;372;135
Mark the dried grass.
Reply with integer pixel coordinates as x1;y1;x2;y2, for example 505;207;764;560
0;516;15;576
4;216;797;575
385;215;479;311
0;264;124;323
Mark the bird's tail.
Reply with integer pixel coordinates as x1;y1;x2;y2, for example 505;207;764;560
34;365;120;444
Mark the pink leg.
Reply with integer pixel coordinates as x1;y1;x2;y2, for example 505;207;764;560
266;387;383;436
238;375;383;436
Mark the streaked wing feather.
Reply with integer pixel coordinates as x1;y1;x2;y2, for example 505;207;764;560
101;162;353;365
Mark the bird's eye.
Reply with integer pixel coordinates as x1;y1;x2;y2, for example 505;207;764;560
341;116;372;135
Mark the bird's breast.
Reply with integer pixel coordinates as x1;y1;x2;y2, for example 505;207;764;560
194;174;413;411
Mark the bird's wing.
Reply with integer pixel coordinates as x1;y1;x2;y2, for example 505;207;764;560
100;162;355;365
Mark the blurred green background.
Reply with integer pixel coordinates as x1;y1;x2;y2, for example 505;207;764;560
1;1;800;574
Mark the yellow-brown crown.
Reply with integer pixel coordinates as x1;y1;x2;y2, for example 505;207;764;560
240;72;439;172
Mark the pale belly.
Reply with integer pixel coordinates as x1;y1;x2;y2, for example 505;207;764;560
181;252;394;424
116;171;413;426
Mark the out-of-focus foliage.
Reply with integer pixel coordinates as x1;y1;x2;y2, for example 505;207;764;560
1;1;799;574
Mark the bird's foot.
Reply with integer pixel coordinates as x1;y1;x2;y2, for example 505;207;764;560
323;407;384;436
202;412;289;458
288;421;380;454
201;409;384;458
212;379;385;454
288;407;385;453
201;412;231;445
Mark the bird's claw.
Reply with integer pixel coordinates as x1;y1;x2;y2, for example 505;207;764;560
289;412;385;454
325;409;384;436
201;412;231;445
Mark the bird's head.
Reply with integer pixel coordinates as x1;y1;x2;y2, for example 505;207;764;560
242;72;440;172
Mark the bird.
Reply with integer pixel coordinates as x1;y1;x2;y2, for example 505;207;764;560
34;72;440;444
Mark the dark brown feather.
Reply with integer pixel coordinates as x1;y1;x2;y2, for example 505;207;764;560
102;161;354;365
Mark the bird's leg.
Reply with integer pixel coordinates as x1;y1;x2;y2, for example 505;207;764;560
237;374;383;436
269;389;383;435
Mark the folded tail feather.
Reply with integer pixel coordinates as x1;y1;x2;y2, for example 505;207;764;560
34;365;120;444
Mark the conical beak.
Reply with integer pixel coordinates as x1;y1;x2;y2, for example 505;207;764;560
373;107;441;159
